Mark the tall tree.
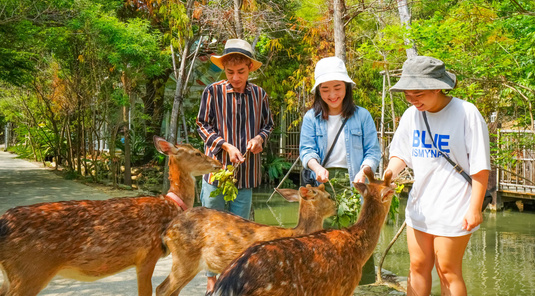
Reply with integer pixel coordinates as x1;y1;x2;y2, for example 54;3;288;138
234;0;243;38
396;0;417;58
333;0;346;61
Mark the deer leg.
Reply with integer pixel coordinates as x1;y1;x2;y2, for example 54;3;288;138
5;266;57;296
136;254;161;296
155;252;202;296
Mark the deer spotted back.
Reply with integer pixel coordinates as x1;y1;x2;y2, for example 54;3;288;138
211;168;395;296
154;184;336;296
0;136;221;296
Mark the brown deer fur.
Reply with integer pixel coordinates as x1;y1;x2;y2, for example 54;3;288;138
155;183;336;296
0;136;221;296
211;167;395;296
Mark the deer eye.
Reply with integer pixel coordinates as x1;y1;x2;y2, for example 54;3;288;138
196;152;201;156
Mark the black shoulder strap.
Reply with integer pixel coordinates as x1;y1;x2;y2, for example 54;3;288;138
422;111;472;185
322;117;349;166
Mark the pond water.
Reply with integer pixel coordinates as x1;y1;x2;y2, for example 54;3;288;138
252;186;535;296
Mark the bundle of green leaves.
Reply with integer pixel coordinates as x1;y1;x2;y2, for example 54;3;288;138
329;174;403;229
209;165;239;202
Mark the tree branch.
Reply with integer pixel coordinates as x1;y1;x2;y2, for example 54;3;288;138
509;0;535;16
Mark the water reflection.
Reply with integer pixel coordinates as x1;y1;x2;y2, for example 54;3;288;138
253;186;535;295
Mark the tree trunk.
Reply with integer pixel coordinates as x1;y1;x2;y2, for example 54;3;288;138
164;43;189;192
121;70;132;187
76;100;82;175
396;0;417;58
66;117;74;170
164;0;195;193
333;0;347;62
234;0;243;38
4;122;9;151
109;125;118;189
123;105;132;186
142;69;173;158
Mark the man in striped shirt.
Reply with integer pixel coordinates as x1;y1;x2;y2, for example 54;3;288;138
196;38;274;292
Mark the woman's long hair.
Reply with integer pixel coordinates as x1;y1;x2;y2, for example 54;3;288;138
312;82;356;120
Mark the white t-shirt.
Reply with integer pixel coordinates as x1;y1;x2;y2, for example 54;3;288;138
324;114;348;169
389;97;490;236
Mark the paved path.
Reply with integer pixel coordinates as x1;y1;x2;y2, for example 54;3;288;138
0;147;207;295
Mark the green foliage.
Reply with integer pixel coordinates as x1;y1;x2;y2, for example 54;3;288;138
329;174;403;229
263;153;292;184
209;165;239;202
330;180;362;229
0;48;36;86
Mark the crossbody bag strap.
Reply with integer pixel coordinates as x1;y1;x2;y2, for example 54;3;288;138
422;111;472;185
322;117;349;166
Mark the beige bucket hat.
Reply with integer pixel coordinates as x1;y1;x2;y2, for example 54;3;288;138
210;39;262;72
311;56;355;94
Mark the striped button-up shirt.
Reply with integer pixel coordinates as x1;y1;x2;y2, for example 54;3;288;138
196;80;274;188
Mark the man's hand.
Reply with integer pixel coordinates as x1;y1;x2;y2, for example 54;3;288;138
247;136;264;154
222;143;245;164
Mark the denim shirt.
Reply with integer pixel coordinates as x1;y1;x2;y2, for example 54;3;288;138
299;106;381;182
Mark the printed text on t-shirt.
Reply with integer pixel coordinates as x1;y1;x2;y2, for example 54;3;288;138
412;130;450;158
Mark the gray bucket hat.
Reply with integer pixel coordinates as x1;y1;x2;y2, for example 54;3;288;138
390;56;456;92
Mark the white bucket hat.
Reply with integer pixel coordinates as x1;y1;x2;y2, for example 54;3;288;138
210;39;262;72
311;56;355;94
390;56;456;92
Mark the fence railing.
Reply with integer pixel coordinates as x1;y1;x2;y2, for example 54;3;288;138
496;129;535;196
275;107;535;196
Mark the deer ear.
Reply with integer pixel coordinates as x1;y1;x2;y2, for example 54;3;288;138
299;186;310;200
154;136;177;155
352;182;368;196
381;187;395;202
275;188;300;202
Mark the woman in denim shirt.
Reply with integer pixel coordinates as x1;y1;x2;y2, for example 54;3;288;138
300;57;381;185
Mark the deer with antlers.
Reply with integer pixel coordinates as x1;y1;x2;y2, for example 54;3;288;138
211;167;395;296
0;136;221;296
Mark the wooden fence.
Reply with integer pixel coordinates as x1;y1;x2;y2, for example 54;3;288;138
276;115;535;201
497;129;535;199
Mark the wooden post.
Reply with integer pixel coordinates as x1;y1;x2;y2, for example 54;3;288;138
379;74;386;176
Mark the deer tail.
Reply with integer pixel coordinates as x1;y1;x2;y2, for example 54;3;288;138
0;218;9;239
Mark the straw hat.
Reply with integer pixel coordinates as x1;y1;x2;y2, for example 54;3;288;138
210;39;262;72
311;57;355;94
390;56;456;92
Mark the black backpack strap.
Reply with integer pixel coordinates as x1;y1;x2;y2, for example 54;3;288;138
322;117;349;166
422;111;472;185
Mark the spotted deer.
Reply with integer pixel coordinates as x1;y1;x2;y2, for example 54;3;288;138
155;183;336;296
211;167;395;296
0;136;221;296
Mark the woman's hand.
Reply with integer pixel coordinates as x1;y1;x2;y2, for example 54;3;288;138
462;209;483;231
307;159;329;183
315;167;329;183
353;166;368;183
